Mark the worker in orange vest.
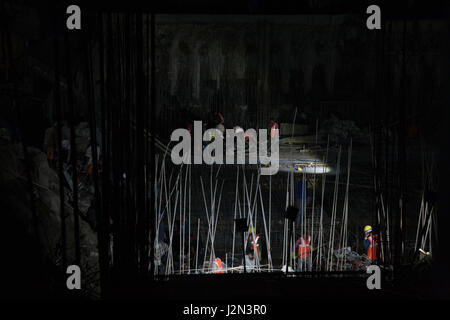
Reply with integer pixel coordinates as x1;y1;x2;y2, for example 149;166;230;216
212;257;223;274
296;234;312;272
364;225;378;263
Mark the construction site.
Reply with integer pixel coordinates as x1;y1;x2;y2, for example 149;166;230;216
0;0;449;303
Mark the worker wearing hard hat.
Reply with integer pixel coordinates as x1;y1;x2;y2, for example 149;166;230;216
364;225;378;263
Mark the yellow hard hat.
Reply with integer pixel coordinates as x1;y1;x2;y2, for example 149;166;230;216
248;227;255;234
364;225;372;233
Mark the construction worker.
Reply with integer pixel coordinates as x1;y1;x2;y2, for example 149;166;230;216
207;111;224;129
269;120;279;138
216;112;225;126
212;257;223;274
186;121;193;136
154;240;169;275
84;142;101;177
243;250;256;272
248;228;261;261
61;139;71;165
364;225;378;263
296;234;312;272
43;122;58;168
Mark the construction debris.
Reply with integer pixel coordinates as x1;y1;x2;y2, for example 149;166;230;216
320;115;365;144
0;137;100;296
333;247;370;270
